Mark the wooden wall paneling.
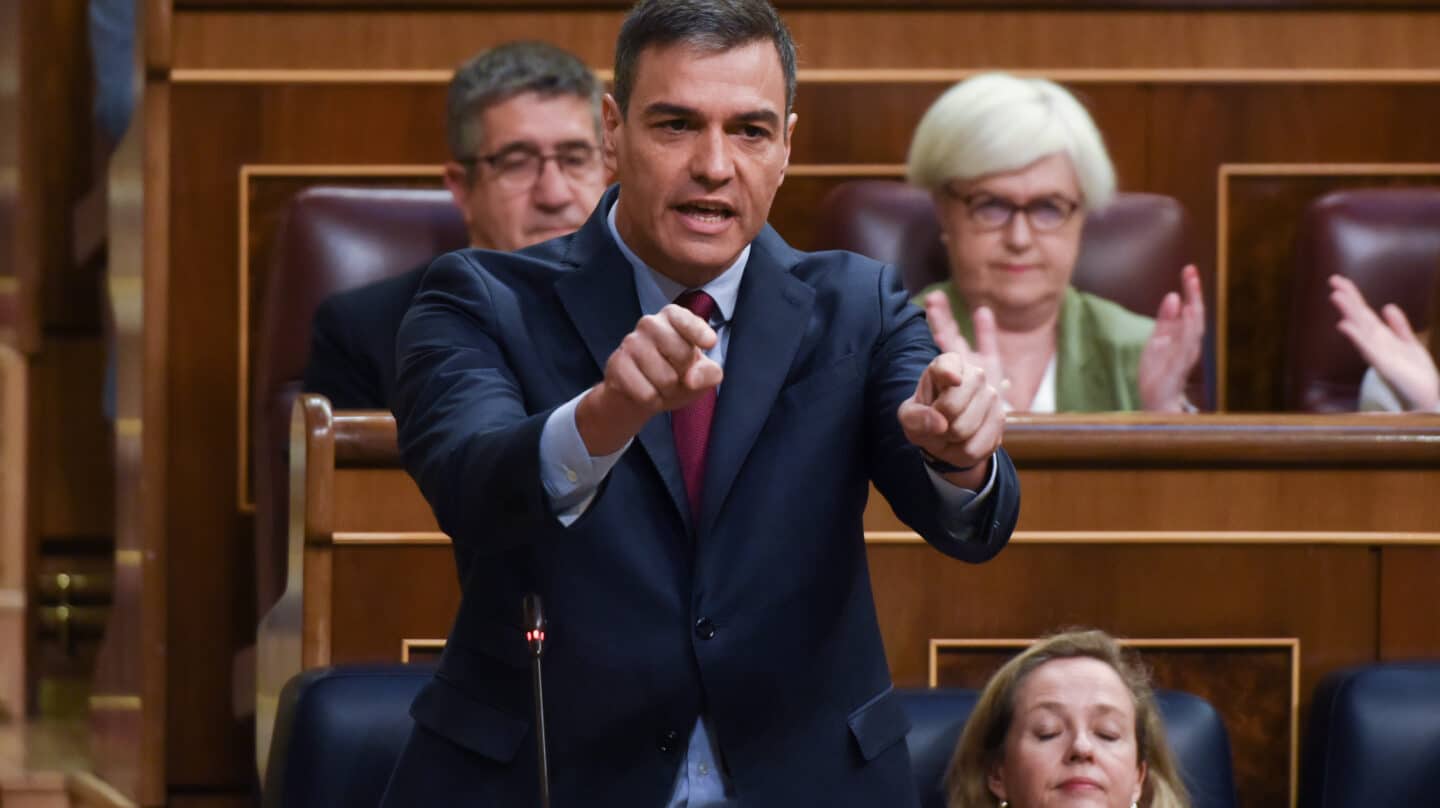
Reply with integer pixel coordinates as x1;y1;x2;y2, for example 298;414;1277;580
1219;165;1440;411
30;340;115;540
170;80;461;794
89;0;168;792
329;547;459;662
1378;547;1440;659
1146;86;1440;409
929;638;1300;808
167;9;1440;71
21;0;98;334
0;344;28;720
0;0;19;350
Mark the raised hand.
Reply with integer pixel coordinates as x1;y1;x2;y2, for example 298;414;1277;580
576;304;724;455
1138;264;1205;412
898;353;1004;489
924;290;1006;395
1329;274;1440;411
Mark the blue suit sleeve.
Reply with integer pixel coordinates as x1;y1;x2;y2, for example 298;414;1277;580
304;294;388;410
864;265;1019;562
391;252;557;555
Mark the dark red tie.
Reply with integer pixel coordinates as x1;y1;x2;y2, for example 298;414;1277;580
671;290;718;519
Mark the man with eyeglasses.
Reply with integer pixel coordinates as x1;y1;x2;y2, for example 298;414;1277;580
303;41;607;410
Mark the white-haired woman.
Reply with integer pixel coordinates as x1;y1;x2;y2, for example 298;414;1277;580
908;73;1204;413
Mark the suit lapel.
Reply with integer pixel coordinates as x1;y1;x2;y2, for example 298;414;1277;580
554;188;691;530
698;228;814;537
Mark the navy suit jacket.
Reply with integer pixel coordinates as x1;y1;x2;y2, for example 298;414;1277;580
385;188;1020;806
303;266;426;411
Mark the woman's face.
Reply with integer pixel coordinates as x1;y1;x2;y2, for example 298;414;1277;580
936;153;1085;326
988;657;1147;808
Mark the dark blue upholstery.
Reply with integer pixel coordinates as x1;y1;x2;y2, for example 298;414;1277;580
898;689;1237;808
264;666;1237;808
262;664;434;808
1300;662;1440;807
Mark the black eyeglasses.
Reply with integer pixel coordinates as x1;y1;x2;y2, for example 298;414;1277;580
946;188;1082;233
460;143;603;191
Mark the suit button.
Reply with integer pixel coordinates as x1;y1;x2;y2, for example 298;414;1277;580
657;729;680;753
694;618;716;640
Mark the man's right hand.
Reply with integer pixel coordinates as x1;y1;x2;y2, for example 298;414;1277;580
575;304;724;455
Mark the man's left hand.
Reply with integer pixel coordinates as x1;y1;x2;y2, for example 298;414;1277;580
898;353;1004;489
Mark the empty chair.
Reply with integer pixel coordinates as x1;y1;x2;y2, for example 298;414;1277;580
1285;188;1440;411
263;664;434;808
1300;661;1440;807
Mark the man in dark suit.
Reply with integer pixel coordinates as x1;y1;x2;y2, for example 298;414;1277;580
302;41;609;409
381;1;1020;805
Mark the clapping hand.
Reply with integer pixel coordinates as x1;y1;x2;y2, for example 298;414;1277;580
1137;264;1205;412
1329;274;1440;411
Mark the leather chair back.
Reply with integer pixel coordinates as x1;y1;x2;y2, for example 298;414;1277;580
262;665;1238;808
813;180;1195;319
899;688;1237;808
813;180;1210;407
1300;662;1440;807
263;664;434;808
253;187;466;619
1285;188;1440;411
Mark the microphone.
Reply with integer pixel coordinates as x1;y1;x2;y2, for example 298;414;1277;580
523;593;551;808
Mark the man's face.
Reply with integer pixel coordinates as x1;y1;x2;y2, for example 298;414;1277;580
604;40;796;287
444;91;606;251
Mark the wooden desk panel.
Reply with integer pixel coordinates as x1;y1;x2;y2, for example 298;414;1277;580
254;401;1440;804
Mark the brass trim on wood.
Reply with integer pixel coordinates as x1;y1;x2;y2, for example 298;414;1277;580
67;771;141;808
113;550;143;567
867;530;1440;545
88;694;143;711
325;529;1440;546
400;638;446;663
927;636;1301;807
786;164;902;177
332;532;450;546
171;68;1440;86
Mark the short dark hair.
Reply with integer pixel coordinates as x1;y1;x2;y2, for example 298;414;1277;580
612;0;797;118
446;41;603;162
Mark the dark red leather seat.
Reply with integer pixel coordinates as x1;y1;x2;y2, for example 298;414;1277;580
253;187;466;620
1285;188;1440;412
813;180;1210;407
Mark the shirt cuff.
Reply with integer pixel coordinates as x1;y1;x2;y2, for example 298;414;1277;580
924;452;998;542
539;391;631;525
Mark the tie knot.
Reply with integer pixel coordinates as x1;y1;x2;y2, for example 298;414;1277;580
675;289;718;323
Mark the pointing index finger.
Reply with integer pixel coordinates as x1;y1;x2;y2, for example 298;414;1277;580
662;304;719;351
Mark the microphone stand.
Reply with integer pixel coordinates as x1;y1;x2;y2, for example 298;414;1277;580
523;594;551;808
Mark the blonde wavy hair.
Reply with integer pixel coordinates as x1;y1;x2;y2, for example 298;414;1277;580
944;629;1190;808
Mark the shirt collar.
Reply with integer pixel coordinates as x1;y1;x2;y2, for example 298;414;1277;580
607;198;747;321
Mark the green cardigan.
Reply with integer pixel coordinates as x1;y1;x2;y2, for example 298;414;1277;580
915;282;1155;412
